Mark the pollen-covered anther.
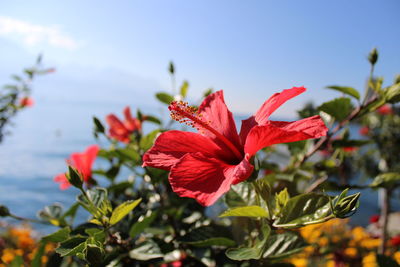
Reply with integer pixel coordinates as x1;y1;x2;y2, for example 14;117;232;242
168;101;207;130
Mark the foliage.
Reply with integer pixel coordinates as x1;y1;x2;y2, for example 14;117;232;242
0;55;53;143
0;49;399;266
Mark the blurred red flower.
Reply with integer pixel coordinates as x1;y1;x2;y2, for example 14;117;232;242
19;97;34;108
391;235;400;246
143;87;328;206
377;104;393;115
359;126;370;136
106;106;141;143
54;145;100;190
343;147;358;152
369;214;380;224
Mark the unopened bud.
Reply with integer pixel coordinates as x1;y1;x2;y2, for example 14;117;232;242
0;205;10;217
334;193;360;218
368;48;378;66
66;166;83;189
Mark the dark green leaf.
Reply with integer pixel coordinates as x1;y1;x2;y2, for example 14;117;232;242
318;97;352;121
56;236;87;257
385;84;400;103
31;242;46;267
42;227;70;243
273;193;331;228
140;130;160;151
129;211;158;238
262;231;307;259
179;225;235;247
129;240;163;260
332;139;371;148
225;182;256;207
144;115;161;124
226;225;271;260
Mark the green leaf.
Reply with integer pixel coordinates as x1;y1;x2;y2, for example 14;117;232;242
31;242;46;267
179;225;236;247
37;204;64;226
77;187;112;218
129;211;158;238
326;86;360;100
225;182;256;207
318;97;352;121
144;115;161;125
129;240;164;260
219;206;269;218
85;244;104;266
115;147;140;162
110;199;141;225
273;193;331;229
370;173;400;188
332;139;371;148
140;129;160;151
180;80;189;97
262;231;307;259
9;255;24;267
226;225;271;260
42;227;70;243
275;188;290;215
385;84;400;103
156;92;174;105
56;236;87;257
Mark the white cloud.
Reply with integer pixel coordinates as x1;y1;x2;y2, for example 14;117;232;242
0;16;79;50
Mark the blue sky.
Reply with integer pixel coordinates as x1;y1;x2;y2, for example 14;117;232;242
0;0;399;117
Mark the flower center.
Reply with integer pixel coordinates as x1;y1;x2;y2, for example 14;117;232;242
169;101;243;159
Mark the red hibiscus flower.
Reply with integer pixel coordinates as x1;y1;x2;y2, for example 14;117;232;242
143;87;328;206
54;145;100;190
377;104;393;115
106;106;142;143
19;97;34;108
359;126;370;136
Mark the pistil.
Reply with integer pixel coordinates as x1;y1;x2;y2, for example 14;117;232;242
169;101;243;160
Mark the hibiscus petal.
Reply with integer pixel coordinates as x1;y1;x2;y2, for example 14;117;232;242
106;114;128;135
244;115;328;156
123;106;141;132
169;152;254;206
54;173;70;190
198;90;241;149
239;87;306;143
71;145;99;181
142;130;231;171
